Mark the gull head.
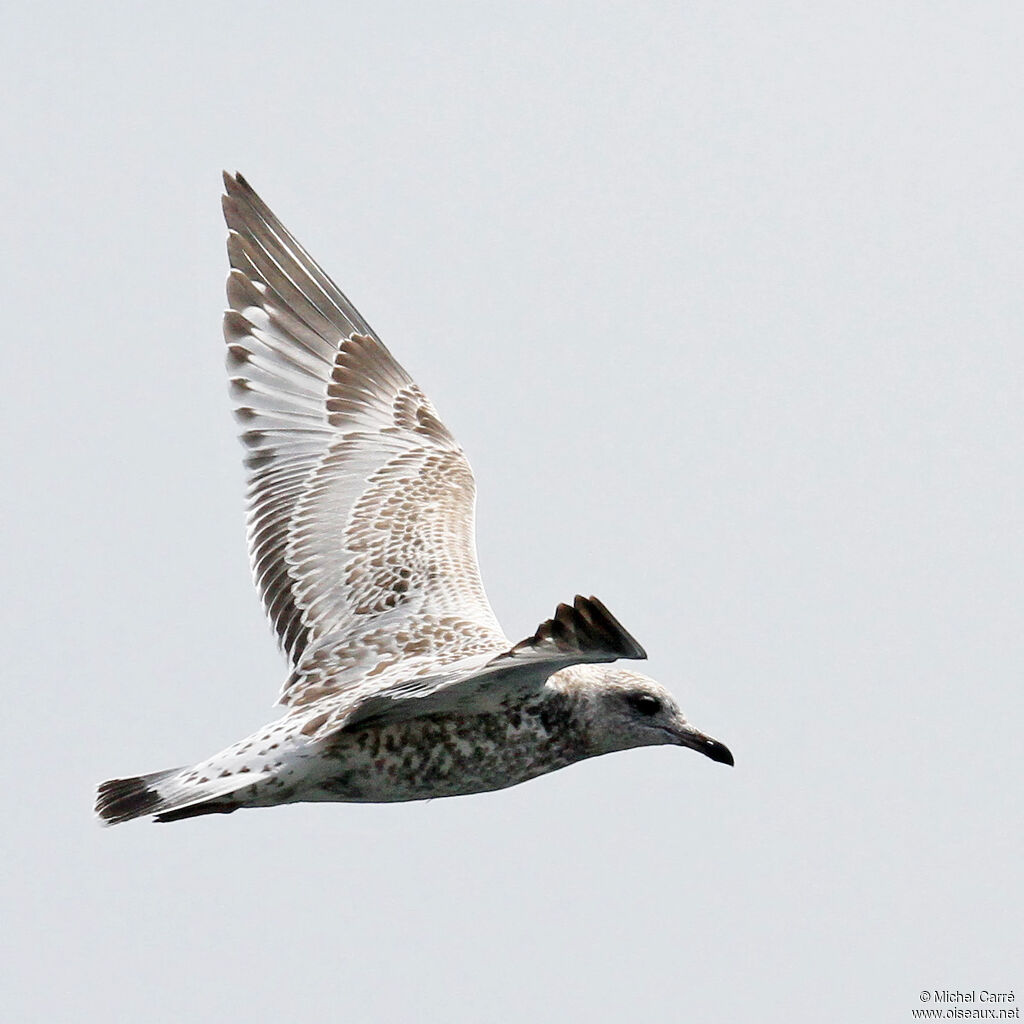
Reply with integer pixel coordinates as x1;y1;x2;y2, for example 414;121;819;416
562;667;734;765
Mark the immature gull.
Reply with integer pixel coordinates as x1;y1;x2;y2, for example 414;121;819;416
95;174;733;825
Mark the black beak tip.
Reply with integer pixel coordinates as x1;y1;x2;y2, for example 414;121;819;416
705;739;735;767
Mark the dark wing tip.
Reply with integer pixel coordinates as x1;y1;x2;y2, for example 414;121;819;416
223;170;251;194
578;595;647;660
221;173;261;225
513;594;647;662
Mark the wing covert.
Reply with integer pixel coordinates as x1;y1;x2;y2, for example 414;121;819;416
296;595;647;737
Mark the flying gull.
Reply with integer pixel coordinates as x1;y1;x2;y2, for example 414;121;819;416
96;174;733;825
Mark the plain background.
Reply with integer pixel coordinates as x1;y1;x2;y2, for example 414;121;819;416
2;4;1020;1021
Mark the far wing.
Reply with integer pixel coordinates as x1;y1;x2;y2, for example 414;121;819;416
221;173;507;693
301;595;646;737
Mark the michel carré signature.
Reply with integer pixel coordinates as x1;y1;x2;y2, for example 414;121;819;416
929;991;1016;1004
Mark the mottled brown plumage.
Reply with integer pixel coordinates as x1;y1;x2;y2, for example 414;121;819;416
94;175;732;827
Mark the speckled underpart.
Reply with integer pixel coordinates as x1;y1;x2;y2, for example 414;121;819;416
101;677;589;821
309;691;585;802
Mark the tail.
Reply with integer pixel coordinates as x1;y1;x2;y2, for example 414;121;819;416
95;768;246;826
95;769;183;825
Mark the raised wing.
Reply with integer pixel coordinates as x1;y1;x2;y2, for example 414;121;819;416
297;595;647;737
221;173;506;691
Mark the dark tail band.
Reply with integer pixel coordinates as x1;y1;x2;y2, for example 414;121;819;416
95;769;180;826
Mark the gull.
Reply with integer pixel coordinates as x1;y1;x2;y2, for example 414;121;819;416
95;174;733;825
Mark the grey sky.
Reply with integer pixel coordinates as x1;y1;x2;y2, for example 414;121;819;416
3;3;1020;1021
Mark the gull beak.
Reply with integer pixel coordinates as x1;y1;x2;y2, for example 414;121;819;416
675;723;735;766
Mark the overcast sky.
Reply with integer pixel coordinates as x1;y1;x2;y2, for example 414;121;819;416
3;3;1020;1021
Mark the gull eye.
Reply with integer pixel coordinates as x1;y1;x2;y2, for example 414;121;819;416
626;693;662;716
